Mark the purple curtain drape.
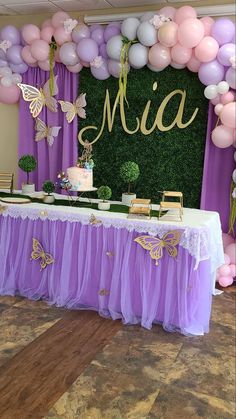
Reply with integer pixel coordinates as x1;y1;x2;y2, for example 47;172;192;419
201;103;235;233
18;63;78;190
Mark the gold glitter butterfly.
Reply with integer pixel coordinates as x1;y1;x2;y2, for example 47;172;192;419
59;93;86;123
134;230;181;266
89;214;102;225
31;238;54;270
17;76;58;118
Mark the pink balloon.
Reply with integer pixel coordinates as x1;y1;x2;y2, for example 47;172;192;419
171;61;186;69
0;84;20;104
187;51;201;72
219;276;234;287
30;39;49;61
174;6;197;25
212;125;235;148
21;24;40;45
66;62;83;73
221;91;236;105
210;95;221;105
54;26;72;46
41;19;52;29
38;58;53;71
178;18;204;48
220;102;236;129
54;48;61;63
171;43;192;64
225;243;236;264
80;60;90;68
200;16;215;36
229;264;236;277
41;26;54;43
195;36;219;62
158;22;178;47
219;264;231;276
222;232;235;249
214;103;224;116
224;253;231;265
21;45;37;65
51;11;70;29
158;6;176;20
149;43;171;69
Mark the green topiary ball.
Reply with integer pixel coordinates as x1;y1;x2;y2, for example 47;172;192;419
97;185;112;201
42;180;55;195
18;155;37;173
120;161;140;183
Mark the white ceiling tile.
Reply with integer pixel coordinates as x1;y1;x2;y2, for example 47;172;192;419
167;0;197;2
4;2;60;14
107;0;165;6
1;0;49;4
52;0;112;12
0;5;18;14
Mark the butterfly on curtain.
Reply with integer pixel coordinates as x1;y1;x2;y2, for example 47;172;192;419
58;93;86;123
35;118;61;147
31;238;54;271
17;76;59;118
134;230;181;266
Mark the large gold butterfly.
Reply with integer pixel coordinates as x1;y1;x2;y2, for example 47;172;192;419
31;238;54;270
134;230;181;266
58;93;86;123
18;76;58;118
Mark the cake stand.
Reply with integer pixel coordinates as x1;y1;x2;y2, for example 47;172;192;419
66;187;97;206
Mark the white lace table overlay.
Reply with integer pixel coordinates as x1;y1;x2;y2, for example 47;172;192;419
0;203;224;272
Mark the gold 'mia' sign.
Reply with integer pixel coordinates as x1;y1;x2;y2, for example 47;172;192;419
78;82;199;146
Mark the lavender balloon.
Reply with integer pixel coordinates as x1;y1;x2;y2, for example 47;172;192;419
90;24;103;33
59;42;79;66
198;60;225;86
226;67;236;89
91;59;110;80
72;23;90;43
217;43;236;66
0;25;20;45
0;50;6;60
99;43;108;59
104;25;120;43
108;59;130;78
10;62;28;74
77;38;98;62
0;58;8;67
91;27;104;46
211;19;235;46
6;45;23;65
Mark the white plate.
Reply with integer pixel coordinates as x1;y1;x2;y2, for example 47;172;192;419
0;197;31;204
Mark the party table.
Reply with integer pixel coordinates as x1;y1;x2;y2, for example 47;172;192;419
0;202;224;335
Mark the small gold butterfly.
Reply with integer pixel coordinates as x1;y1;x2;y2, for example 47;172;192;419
18;76;58;118
89;214;102;225
0;205;7;215
31;238;54;270
98;289;109;296
59;93;86;123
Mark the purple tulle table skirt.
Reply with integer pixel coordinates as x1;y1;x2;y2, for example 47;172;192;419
0;215;213;335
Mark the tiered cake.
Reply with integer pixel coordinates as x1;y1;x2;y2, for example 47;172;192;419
67;166;93;191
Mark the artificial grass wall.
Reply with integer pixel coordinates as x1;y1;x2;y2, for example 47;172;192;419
79;66;208;207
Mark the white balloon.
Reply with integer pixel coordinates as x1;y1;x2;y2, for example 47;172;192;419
129;43;148;69
1;75;13;87
232;168;236;184
106;35;123;60
108;59;130;78
217;81;229;94
204;84;218;100
140;12;155;22
0;66;12;77
234;151;236;162
232;187;236;199
137;21;158;47
121;17;140;41
147;63;163;72
12;73;22;84
171;61;186;69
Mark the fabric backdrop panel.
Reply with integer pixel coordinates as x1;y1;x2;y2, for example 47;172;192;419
18;63;78;190
201;103;235;233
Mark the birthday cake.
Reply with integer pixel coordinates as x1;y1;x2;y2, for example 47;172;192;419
67;166;93;191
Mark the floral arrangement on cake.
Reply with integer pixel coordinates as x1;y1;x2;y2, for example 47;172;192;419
77;140;94;170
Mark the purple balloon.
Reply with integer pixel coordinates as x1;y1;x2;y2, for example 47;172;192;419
212;19;235;46
91;27;104;46
198;60;225;86
226;67;236;89
104;25;121;43
0;25;20;45
0;58;8;67
72;24;90;43
91;59;110;80
10;62;28;74
108;59;130;78
0;50;6;60
90;24;103;33
99;43;108;59
217;43;236;66
77;38;98;62
106;22;121;30
6;45;23;65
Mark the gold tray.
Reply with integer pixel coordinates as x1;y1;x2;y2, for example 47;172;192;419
0;197;31;204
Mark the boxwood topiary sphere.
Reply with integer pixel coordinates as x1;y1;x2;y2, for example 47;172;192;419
120;161;140;183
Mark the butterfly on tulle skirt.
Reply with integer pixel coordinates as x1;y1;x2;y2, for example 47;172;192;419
134;230;182;266
30;238;54;271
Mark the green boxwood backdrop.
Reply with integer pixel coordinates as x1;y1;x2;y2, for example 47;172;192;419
79;66;208;208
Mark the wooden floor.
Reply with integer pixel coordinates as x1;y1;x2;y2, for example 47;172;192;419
0;286;235;419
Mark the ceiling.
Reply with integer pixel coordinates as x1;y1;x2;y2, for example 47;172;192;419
0;0;232;16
